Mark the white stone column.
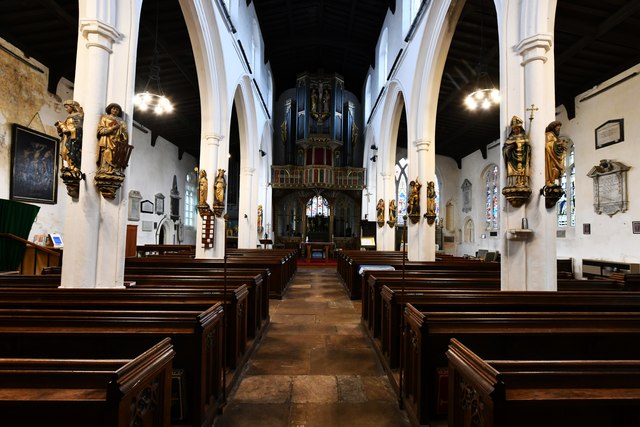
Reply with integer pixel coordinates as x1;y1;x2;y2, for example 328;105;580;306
196;133;223;259
409;138;436;261
61;17;125;288
377;172;393;250
500;0;557;291
238;166;256;248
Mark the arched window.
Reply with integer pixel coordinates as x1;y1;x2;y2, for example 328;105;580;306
364;75;372;122
464;218;475;243
484;164;499;230
306;195;330;217
378;29;388;90
184;171;197;228
395;157;408;225
557;140;576;227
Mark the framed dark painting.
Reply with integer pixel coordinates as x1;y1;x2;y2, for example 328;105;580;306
10;124;59;204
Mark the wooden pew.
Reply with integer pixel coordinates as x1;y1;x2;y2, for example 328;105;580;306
125;253;295;299
123;273;264;340
364;273;501;337
343;255;499;299
0;304;224;427
378;285;631;372
0;285;248;370
446;338;640;427
123;266;271;334
0;338;174;427
401;307;640;427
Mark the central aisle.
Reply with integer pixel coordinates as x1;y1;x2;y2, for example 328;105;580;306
214;266;411;427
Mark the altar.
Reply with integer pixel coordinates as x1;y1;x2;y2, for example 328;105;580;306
302;241;334;262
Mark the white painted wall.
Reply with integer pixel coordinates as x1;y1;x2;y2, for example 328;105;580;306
126;126;197;246
452;64;640;272
0;37;197;247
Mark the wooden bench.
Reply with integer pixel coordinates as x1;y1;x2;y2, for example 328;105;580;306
343;256;498;299
364;273;501;337
123;266;271;334
123;273;264;340
0;285;248;371
0;304;223;427
126;253;296;299
446;338;640;427
0;338;174;427
378;285;634;372
401;307;640;427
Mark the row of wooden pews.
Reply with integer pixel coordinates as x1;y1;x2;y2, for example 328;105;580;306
0;247;298;426
446;338;640;427
338;251;640;427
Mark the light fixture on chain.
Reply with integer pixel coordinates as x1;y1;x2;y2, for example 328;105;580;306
464;2;499;111
133;5;174;115
464;69;500;111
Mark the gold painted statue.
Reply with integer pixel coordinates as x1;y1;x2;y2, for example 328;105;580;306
96;103;128;175
501;115;532;207
198;169;208;206
388;199;397;224
407;178;422;217
426;181;436;216
214;169;226;207
544;120;568;187
55;100;83;172
502;116;530;187
376;198;385;223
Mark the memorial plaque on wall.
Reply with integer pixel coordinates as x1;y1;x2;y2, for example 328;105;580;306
461;179;472;213
586;159;630;216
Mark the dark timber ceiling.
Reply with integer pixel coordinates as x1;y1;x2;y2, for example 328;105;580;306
1;0;639;165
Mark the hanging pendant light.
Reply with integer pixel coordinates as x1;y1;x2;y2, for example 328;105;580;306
464;1;499;111
133;4;174;115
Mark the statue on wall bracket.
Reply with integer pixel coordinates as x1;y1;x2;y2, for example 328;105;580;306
424;181;437;225
94;103;134;199
55;100;85;198
257;204;264;235
213;169;226;218
387;199;397;228
376;198;385;228
541;121;569;208
502;114;532;208
197;168;213;217
407;178;422;224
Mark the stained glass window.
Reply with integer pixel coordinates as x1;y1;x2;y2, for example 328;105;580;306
485;165;499;230
557;142;576;227
305;195;330;217
184;172;196;228
395;158;408;225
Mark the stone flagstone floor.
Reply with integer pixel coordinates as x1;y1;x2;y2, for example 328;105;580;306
213;266;412;427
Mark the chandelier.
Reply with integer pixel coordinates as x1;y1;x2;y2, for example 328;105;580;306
133;6;173;115
464;2;499;111
464;73;500;110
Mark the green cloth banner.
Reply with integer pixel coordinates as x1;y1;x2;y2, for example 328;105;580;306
0;198;40;271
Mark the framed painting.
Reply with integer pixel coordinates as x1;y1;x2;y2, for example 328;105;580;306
10;124;59;204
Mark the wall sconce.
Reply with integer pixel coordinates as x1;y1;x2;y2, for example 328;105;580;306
244;214;248;218
370;155;377;162
259;149;266;157
371;144;378;150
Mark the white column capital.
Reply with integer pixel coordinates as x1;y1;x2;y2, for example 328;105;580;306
413;138;432;151
79;19;122;53
515;33;553;65
242;167;256;176
204;133;224;146
380;172;393;181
